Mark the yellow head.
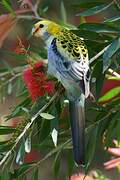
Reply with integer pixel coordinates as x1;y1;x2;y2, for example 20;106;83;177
32;20;61;38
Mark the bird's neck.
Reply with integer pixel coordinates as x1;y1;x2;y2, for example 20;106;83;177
42;31;54;47
43;24;62;47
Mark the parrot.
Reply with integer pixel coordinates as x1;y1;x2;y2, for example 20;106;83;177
32;20;90;165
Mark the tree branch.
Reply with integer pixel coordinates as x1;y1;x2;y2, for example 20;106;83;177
90;45;110;64
90;45;120;78
0;90;60;167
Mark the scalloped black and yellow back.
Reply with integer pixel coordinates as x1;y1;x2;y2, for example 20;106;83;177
56;28;88;62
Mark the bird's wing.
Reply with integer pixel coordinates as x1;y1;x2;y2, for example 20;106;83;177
50;36;90;98
66;60;90;98
56;28;88;63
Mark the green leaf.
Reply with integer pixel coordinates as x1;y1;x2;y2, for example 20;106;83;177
30;96;46;116
67;151;74;177
0;141;8;145
76;3;112;17
96;74;105;99
2;0;15;15
0;143;14;153
71;1;106;9
104;16;120;23
25;135;31;153
34;140;71;169
38;119;51;142
1;60;14;74
92;60;105;98
103;112;120;147
60;1;67;23
0;126;15;135
78;23;120;33
106;97;120;108
103;38;120;72
16;140;25;165
53;151;61;177
98;86;120;103
40;113;55;120
72;30;110;41
11;163;35;178
31;168;38;180
50;104;59;147
0;169;10;180
85;125;98;170
108;76;120;80
0;49;27;60
51;128;58;147
7;83;12;95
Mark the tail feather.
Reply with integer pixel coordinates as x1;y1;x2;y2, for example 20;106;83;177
69;96;85;165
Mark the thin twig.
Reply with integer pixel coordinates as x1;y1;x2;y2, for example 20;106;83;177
0;73;21;92
17;15;41;20
0;90;60;166
90;45;110;64
90;44;120;78
108;68;120;78
85;111;112;133
15;139;71;178
27;0;40;19
0;66;28;78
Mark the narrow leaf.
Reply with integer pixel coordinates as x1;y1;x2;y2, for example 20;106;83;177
12;163;35;178
67;151;74;177
40;113;55;120
60;1;67;23
0;126;15;135
72;29;109;41
85;126;98;170
31;168;39;180
98;86;120;103
7;83;12;95
103;38;120;72
51;128;58;147
92;60;105;98
108;76;120;80
25;135;31;153
2;0;15;15
104;16;120;23
16;140;25;165
0;169;9;180
0;142;14;153
76;3;112;17
53;151;61;177
78;23;120;33
71;1;106;9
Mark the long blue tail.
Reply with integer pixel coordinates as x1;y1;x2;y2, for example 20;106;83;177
69;96;85;165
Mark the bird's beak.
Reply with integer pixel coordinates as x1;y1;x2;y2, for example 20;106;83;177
31;26;40;36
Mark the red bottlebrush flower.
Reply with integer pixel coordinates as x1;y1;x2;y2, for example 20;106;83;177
44;81;55;94
23;61;55;101
24;150;40;163
11;37;29;55
34;61;44;70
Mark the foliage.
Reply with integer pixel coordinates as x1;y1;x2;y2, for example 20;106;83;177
0;0;120;179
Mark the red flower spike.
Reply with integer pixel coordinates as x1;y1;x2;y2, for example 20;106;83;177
34;61;44;70
44;81;55;94
23;61;55;101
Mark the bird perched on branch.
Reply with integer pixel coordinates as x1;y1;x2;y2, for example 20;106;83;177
32;20;90;165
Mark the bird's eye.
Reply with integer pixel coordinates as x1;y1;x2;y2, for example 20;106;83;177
39;24;44;28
